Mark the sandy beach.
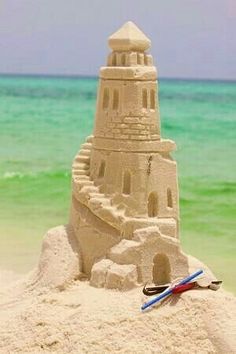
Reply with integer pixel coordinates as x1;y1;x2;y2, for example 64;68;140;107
0;269;236;354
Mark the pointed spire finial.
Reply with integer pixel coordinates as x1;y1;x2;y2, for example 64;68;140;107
108;21;151;52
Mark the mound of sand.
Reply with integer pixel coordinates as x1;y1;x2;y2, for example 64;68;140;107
0;271;235;354
0;225;235;353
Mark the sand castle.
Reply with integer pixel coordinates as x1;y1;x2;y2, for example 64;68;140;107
69;22;191;290
36;22;213;292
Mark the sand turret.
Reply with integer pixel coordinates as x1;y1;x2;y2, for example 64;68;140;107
108;21;151;52
70;22;190;289
94;21;162;143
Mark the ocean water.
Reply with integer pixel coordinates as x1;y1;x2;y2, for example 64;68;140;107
0;75;235;292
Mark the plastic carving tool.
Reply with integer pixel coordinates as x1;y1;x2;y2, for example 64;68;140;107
141;269;204;311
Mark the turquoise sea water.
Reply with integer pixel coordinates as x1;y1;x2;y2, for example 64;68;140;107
0;75;235;292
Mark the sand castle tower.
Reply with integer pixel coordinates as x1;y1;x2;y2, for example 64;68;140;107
70;22;189;290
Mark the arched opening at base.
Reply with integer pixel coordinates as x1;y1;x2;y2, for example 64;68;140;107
152;253;171;285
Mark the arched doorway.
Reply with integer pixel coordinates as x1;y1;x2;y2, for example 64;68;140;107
152;253;171;285
148;192;158;217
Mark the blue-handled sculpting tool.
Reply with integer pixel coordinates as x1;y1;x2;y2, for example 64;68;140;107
141;269;204;311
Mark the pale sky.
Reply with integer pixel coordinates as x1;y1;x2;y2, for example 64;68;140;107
0;0;235;80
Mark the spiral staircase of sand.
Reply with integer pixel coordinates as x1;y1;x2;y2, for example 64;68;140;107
72;136;128;229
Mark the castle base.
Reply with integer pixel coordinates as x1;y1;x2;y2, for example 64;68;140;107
34;223;215;291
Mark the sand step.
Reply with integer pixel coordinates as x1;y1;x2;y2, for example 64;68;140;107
76;176;91;182
73;170;90;176
75;155;90;163
96;205;124;228
89;195;111;206
76;180;92;189
74;179;93;186
89;192;106;198
73;162;90;170
80;185;98;194
77;186;97;201
72;166;89;174
86;135;94;143
79;149;91;157
88;198;111;209
81;142;92;150
76;176;92;182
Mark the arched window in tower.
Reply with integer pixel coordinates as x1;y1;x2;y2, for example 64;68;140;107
148;192;158;217
112;89;119;110
112;54;117;66
142;88;148;109
102;88;109;109
98;160;106;178
137;54;142;65
167;188;173;208
122;171;131;195
150;89;156;110
121;53;126;66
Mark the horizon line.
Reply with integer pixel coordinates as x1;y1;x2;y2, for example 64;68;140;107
0;72;236;84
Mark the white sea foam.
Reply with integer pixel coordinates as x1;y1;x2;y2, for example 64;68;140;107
3;172;25;179
2;171;70;179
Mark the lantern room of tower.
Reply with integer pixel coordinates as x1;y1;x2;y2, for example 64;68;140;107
93;22;161;142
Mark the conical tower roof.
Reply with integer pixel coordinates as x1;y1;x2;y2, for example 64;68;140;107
108;21;151;52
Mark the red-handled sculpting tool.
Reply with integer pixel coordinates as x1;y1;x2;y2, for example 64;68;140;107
172;282;195;294
141;269;204;311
